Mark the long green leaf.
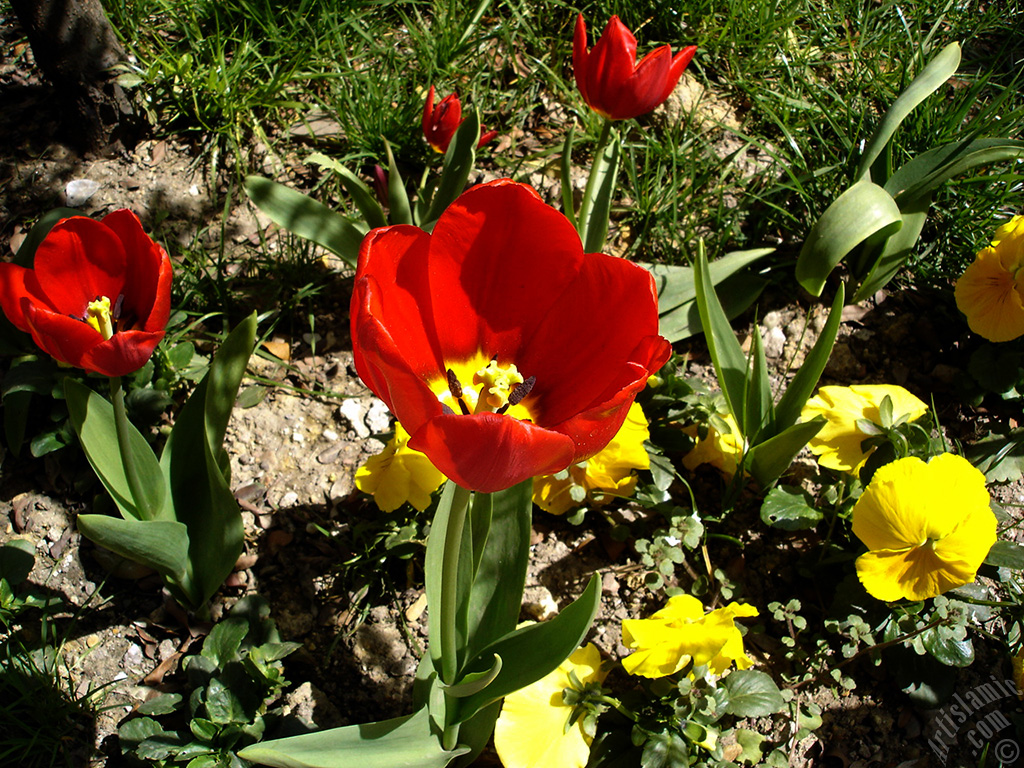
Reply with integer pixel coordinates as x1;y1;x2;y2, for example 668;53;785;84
746;419;825;487
244;176;362;267
76;515;189;585
693;245;749;433
647;248;774;315
852;198;930;302
885;138;1024;204
452;575;601;724
855;42;961;183
238;708;467;768
773;283;845;432
384;139;413;226
661;273;769;343
745;321;773;443
424;110;480;226
65;379;168;522
795;180;903;296
307;152;387;229
582;136;621;254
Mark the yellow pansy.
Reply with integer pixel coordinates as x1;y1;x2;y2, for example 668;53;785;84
621;595;758;678
801;385;928;474
494;643;608;768
354;422;446;512
852;453;997;602
533;402;650;515
955;215;1024;342
682;412;745;478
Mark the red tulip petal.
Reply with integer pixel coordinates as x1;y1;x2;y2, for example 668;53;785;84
409;412;575;493
101;209;172;331
520;253;662;424
23;303;102;368
607;44;673;119
660;46;697;104
585;15;638;117
427;181;584;366
573;14;591;106
477;129;499;149
422;84;436;136
0;263;45;331
32;217;127;316
80;329;165;377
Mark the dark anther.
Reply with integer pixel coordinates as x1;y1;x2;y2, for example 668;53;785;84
507;376;536;406
457;398;471;416
446;368;463;398
112;293;125;320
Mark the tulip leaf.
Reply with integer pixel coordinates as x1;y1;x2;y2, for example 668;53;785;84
452;574;600;724
424;110;480;227
795;180;903;296
852;197;931;303
885;138;1024;205
693;244;749;437
159;315;254;608
773;283;844;433
441;655;502;697
307;152;387;230
746;418;825;487
582;134;621;254
648;248;774;317
745;319;773;444
462;480;532;665
660;272;769;343
237;707;468;768
560;125;577;228
244;176;362;267
855;42;961;184
76;515;189;586
65;379;169;523
383;139;414;227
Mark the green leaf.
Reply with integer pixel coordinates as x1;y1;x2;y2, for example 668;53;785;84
693;244;749;436
452;575;601;724
0;539;35;586
734;728;767;765
560;125;577;228
441;655;502;697
984;540;1024;569
244;176;362;267
3;389;31;457
856;42;961;183
582;135;621;254
885;137;1024;205
647;248;774;319
202;618;248;667
65;379;168;522
760;486;823;531
773;283;844;432
424;110;480;227
204;678;249;725
745;319;773;443
723;669;786;717
746;419;825;487
922;627;974;668
237;708;467;768
13;207;82;267
383;139;413;226
137;693;183;716
307;152;387;229
852;196;931;302
965;432;1024;483
795;181;903;296
76;515;189;585
1;357;58;397
639;730;688;768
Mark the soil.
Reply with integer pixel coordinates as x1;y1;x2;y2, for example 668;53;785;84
3;18;1024;768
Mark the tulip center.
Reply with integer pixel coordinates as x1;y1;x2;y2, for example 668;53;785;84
431;354;535;420
86;296;115;341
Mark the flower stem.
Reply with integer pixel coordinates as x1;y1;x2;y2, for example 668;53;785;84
576;117;614;247
439;482;473;684
109;376;155;520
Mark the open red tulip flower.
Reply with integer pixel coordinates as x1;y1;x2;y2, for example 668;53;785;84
351;180;670;493
573;14;697;121
0;210;172;378
422;85;499;154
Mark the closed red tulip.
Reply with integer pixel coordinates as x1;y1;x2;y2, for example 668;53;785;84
0;210;172;377
422;85;499;154
573;14;696;120
351;180;670;492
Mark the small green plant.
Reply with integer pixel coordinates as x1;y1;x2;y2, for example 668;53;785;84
118;596;300;767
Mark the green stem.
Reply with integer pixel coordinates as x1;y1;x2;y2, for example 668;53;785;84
109;376;154;519
439;483;473;684
576;118;614;245
593;694;637;722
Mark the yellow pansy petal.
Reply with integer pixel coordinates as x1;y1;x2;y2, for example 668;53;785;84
683;413;744;477
852;453;996;602
494;644;607;768
955;243;1024;342
354;423;446;512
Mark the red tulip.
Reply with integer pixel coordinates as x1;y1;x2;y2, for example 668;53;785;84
0;210;172;377
573;14;697;120
351;180;670;492
422;85;499;154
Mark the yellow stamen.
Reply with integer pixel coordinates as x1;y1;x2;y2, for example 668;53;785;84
429;353;534;421
86;296;114;340
473;359;524;412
